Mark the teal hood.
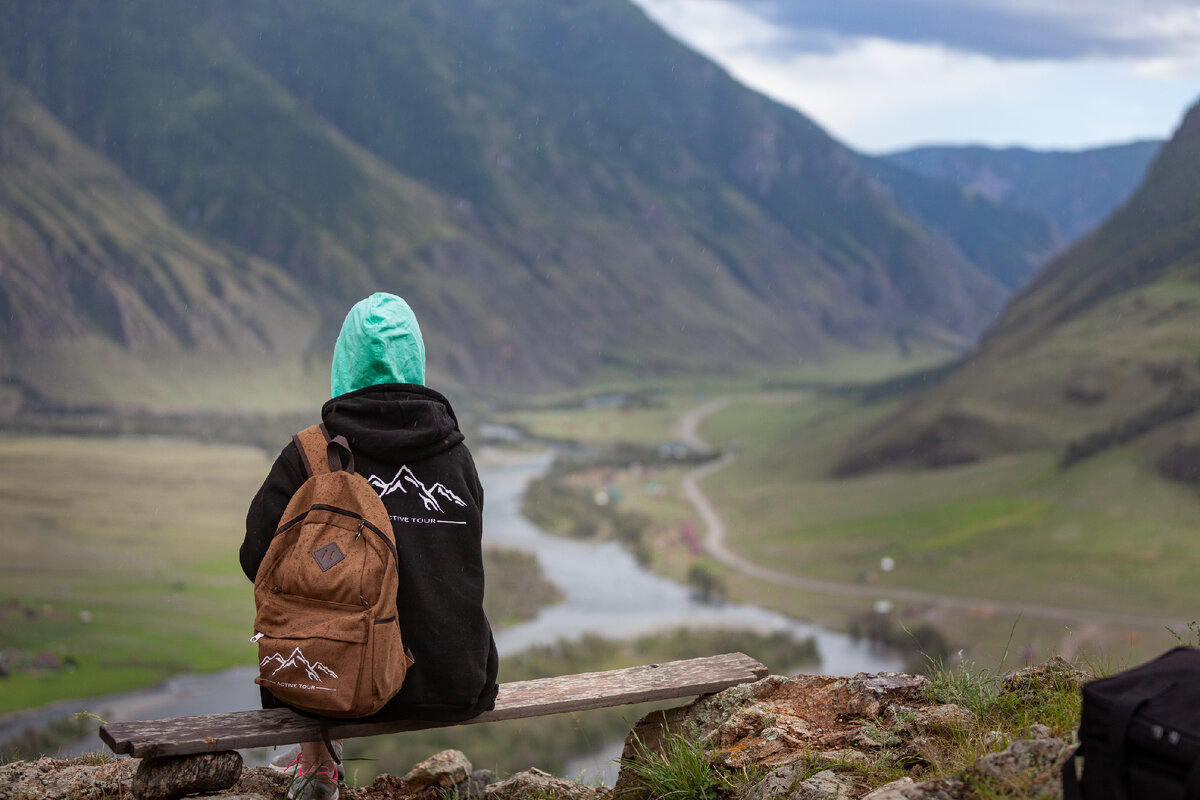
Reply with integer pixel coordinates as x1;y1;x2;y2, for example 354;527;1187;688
331;293;426;397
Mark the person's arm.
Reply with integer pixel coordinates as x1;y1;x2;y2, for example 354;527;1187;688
240;441;307;581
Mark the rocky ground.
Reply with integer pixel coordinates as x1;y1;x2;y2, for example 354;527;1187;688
0;661;1086;800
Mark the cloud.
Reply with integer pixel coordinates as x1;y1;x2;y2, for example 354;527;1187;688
630;0;1200;151
735;0;1200;61
739;39;1194;152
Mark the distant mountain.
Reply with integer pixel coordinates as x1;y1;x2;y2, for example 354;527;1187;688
858;156;1061;291
886;141;1162;243
836;99;1200;475
0;0;1054;406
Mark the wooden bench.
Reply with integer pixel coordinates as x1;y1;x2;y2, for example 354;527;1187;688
101;652;768;760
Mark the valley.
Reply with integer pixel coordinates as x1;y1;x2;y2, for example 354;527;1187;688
1;0;1198;789
502;379;1199;672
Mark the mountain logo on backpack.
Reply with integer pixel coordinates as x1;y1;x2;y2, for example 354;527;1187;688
260;647;339;691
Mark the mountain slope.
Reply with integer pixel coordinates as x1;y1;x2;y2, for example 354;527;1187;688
204;0;1011;348
0;0;1035;402
859;156;1062;290
886;141;1162;243
0;73;320;407
836;99;1200;474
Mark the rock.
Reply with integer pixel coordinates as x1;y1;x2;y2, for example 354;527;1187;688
882;704;918;731
853;731;885;749
969;738;1075;782
846;674;929;718
133;751;243;800
861;777;915;799
745;765;855;800
913;704;973;733
665;671;930;770
361;772;412;799
795;769;853;800
0;756;137;800
399;748;473;792
1023;723;1053;740
483;767;610;800
461;768;498;798
1000;657;1088;706
895;735;936;770
862;777;967;800
744;762;806;800
230;767;289;797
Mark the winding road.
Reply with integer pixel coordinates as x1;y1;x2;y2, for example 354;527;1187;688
674;395;1184;631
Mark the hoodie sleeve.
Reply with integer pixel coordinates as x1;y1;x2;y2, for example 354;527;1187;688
240;441;307;581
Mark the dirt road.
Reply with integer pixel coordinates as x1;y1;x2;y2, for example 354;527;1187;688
675;395;1183;631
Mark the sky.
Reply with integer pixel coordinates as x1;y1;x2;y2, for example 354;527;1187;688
628;0;1200;154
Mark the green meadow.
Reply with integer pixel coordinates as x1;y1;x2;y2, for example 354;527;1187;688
0;436;265;714
5;374;1195;737
510;385;1200;668
0;436;559;717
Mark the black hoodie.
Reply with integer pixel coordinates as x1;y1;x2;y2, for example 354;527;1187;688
242;383;499;722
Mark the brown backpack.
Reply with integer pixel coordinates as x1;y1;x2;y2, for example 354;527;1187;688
252;424;413;717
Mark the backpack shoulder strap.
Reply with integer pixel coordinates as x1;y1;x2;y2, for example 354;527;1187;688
292;424;356;476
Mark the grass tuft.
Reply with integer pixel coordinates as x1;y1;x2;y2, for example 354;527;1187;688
619;726;727;800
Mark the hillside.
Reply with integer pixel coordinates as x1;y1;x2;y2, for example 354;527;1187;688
0;75;323;410
0;0;1055;407
887;140;1162;243
859;155;1062;290
836;97;1200;475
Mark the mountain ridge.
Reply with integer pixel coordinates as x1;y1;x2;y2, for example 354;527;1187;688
835;97;1200;475
0;0;1082;405
886;140;1162;243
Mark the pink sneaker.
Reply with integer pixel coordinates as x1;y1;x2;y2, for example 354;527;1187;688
287;764;339;800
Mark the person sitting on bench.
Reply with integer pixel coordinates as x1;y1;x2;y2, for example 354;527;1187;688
240;292;499;800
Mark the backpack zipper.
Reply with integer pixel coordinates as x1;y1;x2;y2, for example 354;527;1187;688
274;504;399;565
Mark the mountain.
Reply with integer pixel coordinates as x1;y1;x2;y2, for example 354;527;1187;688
885;141;1162;243
0;0;1047;406
858;156;1062;291
0;71;319;409
836;99;1200;475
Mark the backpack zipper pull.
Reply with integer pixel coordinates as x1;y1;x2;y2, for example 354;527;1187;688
356;518;365;539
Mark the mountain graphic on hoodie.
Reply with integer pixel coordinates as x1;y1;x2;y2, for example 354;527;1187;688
368;465;467;514
261;647;338;682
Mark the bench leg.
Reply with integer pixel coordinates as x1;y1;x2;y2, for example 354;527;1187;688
133;751;243;800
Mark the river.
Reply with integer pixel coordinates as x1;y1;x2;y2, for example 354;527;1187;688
2;449;901;773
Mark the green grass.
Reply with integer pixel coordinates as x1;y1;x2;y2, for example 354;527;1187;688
509;383;1200;669
499;402;686;449
10;341;330;413
619;725;730;800
0;436;268;713
694;392;1200;664
0;436;561;718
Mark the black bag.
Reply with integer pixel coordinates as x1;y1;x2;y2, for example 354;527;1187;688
1064;647;1200;799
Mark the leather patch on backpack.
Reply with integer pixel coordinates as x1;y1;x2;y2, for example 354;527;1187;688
312;542;345;572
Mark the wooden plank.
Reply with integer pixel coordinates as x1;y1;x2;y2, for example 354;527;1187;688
100;652;767;758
